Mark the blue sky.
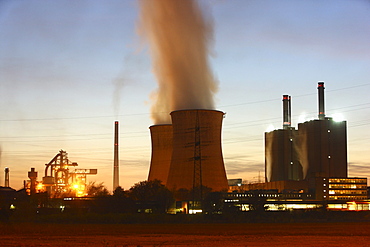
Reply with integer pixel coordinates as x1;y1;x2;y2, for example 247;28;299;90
1;0;369;191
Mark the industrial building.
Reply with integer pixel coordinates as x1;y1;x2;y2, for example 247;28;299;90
23;150;97;198
314;177;367;201
240;82;368;204
148;109;229;193
298;118;347;180
264;83;348;183
265;95;303;182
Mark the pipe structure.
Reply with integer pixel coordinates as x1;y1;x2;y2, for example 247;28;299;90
282;95;291;129
28;168;38;195
318;82;325;120
113;121;119;190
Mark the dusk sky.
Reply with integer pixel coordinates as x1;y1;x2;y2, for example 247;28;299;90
1;0;369;191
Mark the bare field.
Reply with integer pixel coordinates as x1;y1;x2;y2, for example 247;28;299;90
1;222;369;246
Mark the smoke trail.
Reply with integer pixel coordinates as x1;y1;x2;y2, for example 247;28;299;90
138;0;218;124
112;75;125;118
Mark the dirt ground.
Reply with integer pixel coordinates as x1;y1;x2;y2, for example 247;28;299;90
1;222;369;246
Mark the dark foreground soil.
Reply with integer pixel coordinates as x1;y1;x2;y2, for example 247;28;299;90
1;222;369;246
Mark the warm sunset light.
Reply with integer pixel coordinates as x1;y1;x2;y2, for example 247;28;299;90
1;1;370;246
0;0;369;194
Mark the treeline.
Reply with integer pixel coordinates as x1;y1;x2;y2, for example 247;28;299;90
2;179;370;224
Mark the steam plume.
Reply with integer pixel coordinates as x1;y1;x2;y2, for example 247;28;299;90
138;0;218;124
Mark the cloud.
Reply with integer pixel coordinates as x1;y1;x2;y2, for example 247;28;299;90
348;162;370;177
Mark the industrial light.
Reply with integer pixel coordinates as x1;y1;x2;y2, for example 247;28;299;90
332;113;344;122
266;124;275;132
298;112;307;123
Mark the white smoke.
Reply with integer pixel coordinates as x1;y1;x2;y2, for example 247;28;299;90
138;0;218;124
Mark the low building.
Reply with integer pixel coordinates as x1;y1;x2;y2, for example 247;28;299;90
313;177;368;200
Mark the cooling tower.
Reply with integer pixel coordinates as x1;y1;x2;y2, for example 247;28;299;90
148;124;173;185
166;109;228;192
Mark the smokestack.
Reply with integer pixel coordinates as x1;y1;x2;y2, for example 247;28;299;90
4;167;9;187
318;82;325;120
282;95;291;129
113;121;119;190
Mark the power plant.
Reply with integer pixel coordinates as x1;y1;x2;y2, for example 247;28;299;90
148;109;228;193
227;82;367;212
265;82;347;182
265;95;302;182
1;82;368;215
297;82;347;180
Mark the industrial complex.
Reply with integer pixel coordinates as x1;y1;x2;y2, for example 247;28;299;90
1;82;369;214
228;82;368;212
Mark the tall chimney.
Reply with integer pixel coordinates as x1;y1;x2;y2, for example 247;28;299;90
4;167;9;187
282;95;291;129
113;121;119;190
318;82;325;120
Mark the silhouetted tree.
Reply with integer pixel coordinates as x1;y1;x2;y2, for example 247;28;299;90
203;191;225;214
111;186;135;213
129;180;173;213
86;182;110;197
113;186;125;197
174;188;191;201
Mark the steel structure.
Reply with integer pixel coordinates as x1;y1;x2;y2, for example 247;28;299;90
42;150;97;197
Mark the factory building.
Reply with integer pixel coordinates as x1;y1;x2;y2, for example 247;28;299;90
297;82;347;180
265;82;347;183
265;95;303;182
297;117;347;180
148;109;229;193
314;177;367;201
257;82;365;202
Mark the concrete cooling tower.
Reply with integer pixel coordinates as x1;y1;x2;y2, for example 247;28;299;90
148;124;173;185
165;109;228;192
